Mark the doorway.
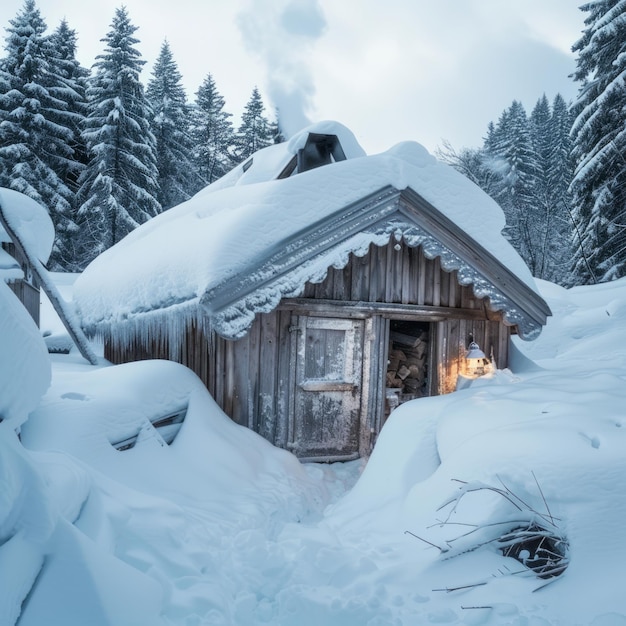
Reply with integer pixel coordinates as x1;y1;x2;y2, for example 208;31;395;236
385;320;432;416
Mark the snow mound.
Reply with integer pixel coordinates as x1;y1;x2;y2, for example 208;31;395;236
12;359;326;624
0;281;50;426
0;188;55;265
321;276;626;624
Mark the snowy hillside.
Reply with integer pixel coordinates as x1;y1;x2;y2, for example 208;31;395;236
2;276;626;624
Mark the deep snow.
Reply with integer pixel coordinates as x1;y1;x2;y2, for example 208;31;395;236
2;267;626;624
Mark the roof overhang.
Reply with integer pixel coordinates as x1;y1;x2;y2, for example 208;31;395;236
200;185;551;341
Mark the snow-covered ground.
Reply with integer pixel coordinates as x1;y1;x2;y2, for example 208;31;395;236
2;275;626;625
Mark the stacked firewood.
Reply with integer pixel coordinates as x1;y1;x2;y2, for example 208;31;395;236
386;329;429;397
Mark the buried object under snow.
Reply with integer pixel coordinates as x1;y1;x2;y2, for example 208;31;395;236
407;476;570;585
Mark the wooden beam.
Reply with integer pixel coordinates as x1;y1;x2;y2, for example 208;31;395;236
279;298;497;322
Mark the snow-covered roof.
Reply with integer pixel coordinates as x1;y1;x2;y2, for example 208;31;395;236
0;188;55;268
75;121;550;341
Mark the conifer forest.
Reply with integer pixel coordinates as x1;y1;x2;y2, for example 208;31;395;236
1;0;625;286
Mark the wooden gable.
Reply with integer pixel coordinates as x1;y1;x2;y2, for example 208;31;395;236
202;186;550;341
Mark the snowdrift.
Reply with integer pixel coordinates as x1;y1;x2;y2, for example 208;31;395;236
2;275;626;624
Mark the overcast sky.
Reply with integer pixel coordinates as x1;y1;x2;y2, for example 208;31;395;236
0;0;585;154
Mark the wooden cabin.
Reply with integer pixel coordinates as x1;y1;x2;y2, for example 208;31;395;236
76;122;551;462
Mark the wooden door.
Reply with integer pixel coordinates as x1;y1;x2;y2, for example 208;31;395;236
289;316;365;461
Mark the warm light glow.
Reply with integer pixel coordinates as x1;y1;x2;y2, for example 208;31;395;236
464;341;489;378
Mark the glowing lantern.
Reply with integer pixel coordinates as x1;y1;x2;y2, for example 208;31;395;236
465;341;488;378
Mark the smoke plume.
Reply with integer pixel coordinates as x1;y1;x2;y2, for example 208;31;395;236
236;0;327;137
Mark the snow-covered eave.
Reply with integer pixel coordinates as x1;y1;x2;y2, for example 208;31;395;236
83;296;210;361
201;185;551;341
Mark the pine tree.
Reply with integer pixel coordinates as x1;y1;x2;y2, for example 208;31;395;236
529;95;557;280
0;0;79;268
523;94;576;283
481;112;512;207
487;101;541;273
442;95;576;284
547;94;576;283
190;73;233;185
76;6;160;268
570;0;626;283
530;95;552;193
146;40;202;208
234;86;272;162
48;19;89;189
549;95;575;202
47;18;90;268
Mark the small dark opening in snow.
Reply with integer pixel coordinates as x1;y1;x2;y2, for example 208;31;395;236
499;522;569;579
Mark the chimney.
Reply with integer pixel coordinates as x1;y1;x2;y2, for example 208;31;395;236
296;133;346;173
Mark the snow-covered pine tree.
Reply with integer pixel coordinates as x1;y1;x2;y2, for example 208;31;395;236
0;0;79;269
570;0;626;284
76;6;160;268
546;94;576;284
146;40;202;208
47;18;90;269
549;95;575;205
530;95;552;195
481;114;512;205
523;94;575;283
233;86;272;162
190;73;233;185
487;101;541;274
529;95;559;281
442;95;575;285
48;19;89;190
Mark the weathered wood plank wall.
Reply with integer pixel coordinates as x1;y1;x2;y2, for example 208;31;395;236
8;280;40;326
204;309;291;440
301;239;481;309
3;242;41;326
